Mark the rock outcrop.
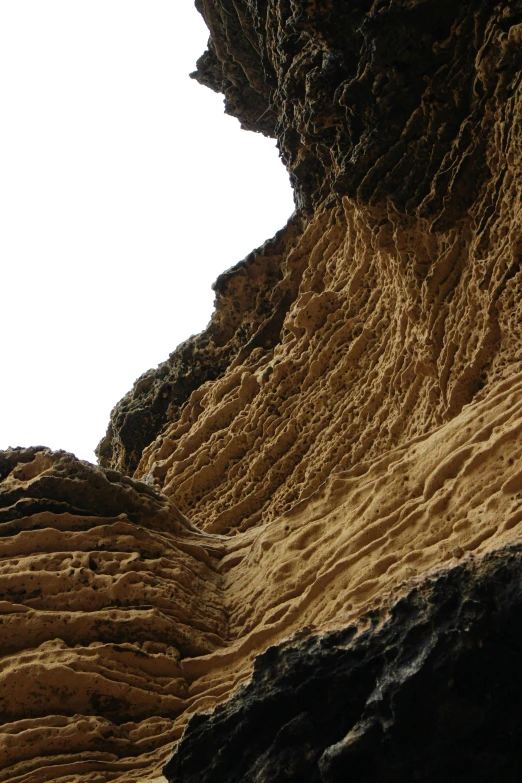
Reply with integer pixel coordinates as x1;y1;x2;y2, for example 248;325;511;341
3;1;522;781
165;544;522;782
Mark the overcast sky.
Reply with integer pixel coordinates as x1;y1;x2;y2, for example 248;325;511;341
0;1;294;464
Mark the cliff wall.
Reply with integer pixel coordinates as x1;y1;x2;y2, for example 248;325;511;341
2;1;522;781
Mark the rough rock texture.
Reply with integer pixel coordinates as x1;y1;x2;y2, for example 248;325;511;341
4;0;522;781
96;217;304;476
191;0;522;221
0;447;228;782
165;544;522;782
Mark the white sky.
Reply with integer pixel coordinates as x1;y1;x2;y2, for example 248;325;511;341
0;1;294;464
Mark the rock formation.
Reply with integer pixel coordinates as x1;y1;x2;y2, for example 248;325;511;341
3;1;522;781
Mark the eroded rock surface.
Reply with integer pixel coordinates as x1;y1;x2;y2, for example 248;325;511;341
191;0;522;222
0;448;227;781
165;545;522;782
96;217;304;476
4;1;522;781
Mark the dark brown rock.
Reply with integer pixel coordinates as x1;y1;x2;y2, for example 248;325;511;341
192;0;522;220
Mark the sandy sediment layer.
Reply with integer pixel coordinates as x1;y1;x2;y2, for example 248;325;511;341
4;172;522;780
138;186;522;538
0;449;226;782
165;543;522;781
4;1;522;780
2;362;522;780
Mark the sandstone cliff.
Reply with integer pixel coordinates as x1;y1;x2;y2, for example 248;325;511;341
3;1;522;781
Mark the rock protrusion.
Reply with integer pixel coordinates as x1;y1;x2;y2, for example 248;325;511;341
165;544;522;782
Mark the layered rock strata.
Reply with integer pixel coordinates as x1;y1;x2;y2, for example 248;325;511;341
96;215;304;476
0;448;227;782
3;0;522;781
165;544;522;782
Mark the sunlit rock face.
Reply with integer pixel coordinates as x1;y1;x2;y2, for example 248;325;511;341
4;1;522;781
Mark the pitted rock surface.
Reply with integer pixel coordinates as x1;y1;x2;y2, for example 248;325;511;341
192;0;520;220
4;1;522;781
165;545;522;782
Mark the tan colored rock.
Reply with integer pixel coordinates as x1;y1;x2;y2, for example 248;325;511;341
3;362;522;779
4;0;522;780
0;448;227;781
